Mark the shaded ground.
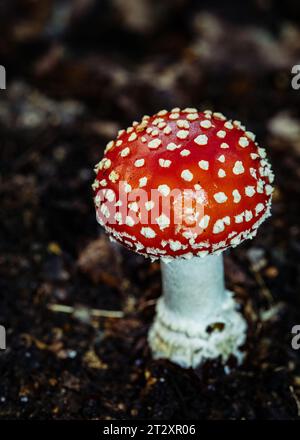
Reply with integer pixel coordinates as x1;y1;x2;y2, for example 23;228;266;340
0;0;300;419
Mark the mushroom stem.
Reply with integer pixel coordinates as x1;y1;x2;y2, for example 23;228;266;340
148;254;247;368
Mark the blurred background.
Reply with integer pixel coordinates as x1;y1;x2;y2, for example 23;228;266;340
1;0;300;420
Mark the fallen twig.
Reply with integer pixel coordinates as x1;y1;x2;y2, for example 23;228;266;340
47;303;124;319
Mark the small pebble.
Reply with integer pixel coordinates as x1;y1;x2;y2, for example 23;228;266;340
68;350;77;359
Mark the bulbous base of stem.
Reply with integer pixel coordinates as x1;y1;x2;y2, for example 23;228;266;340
148;290;247;369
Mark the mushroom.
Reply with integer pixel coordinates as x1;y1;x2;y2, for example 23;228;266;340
92;108;274;368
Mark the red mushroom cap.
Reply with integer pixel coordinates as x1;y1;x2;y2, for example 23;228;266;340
92;108;274;261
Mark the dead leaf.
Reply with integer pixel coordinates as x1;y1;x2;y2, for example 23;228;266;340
83;349;108;369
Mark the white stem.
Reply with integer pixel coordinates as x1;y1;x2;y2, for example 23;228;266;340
161;254;225;321
148;255;247;368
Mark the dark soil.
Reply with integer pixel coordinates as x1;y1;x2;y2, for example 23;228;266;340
0;0;300;420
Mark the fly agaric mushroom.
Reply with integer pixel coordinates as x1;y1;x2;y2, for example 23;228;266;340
92;108;274;368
